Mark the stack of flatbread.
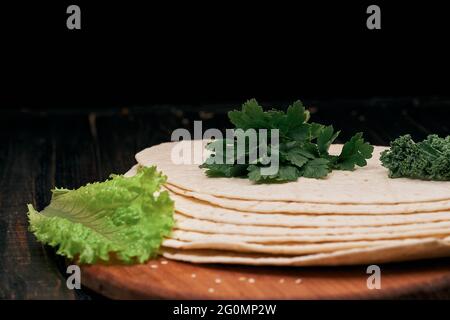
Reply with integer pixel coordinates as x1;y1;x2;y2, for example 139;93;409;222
127;140;450;266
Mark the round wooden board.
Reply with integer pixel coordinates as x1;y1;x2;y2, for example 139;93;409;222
81;257;450;299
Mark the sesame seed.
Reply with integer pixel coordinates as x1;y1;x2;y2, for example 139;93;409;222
160;260;168;265
248;278;255;283
215;278;222;284
191;273;197;278
295;278;302;284
279;278;285;284
208;288;215;293
150;264;158;269
239;277;246;281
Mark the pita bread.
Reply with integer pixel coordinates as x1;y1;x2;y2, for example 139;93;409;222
135;141;450;204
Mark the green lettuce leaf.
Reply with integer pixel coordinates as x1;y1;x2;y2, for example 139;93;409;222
28;166;174;264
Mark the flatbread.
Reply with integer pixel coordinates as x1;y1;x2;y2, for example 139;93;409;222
162;237;450;266
163;238;417;255
135;141;450;204
174;215;450;238
124;164;139;177
125;164;450;265
127;165;450;229
169;228;450;244
166;183;450;214
128;165;450;214
169;193;450;227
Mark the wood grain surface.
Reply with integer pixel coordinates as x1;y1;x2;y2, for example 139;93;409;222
1;99;450;299
81;257;450;299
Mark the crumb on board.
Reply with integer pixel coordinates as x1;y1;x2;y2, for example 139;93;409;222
295;278;302;284
279;278;285;284
215;278;222;284
150;264;158;269
248;278;255;284
208;288;215;293
160;260;168;265
191;273;197;278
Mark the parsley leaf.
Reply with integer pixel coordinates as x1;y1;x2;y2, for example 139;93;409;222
333;132;374;170
283;145;315;168
248;165;299;183
317;125;340;155
200;163;248;178
302;158;331;178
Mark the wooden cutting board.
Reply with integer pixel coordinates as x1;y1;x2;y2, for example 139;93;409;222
81;257;450;299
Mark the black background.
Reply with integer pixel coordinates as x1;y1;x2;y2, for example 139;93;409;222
1;1;449;108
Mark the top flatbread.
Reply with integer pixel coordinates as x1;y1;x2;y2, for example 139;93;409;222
165;183;450;214
136;141;450;204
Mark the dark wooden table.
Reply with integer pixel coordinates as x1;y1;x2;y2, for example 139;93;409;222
1;98;450;299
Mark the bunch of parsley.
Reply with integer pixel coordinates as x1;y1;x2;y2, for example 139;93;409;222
380;134;450;181
200;99;374;183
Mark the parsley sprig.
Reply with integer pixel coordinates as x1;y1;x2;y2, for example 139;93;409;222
200;99;374;183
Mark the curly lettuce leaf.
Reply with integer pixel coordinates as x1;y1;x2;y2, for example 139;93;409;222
28;166;174;264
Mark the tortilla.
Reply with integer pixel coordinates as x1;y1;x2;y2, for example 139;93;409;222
135;141;450;204
125;163;450;266
127;165;450;227
174;215;450;238
124;164;139;177
169;228;450;244
162;238;418;255
162;237;450;266
169;193;450;227
166;183;450;215
127;165;450;214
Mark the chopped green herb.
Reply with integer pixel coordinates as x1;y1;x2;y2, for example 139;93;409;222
201;99;374;183
380;134;450;181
